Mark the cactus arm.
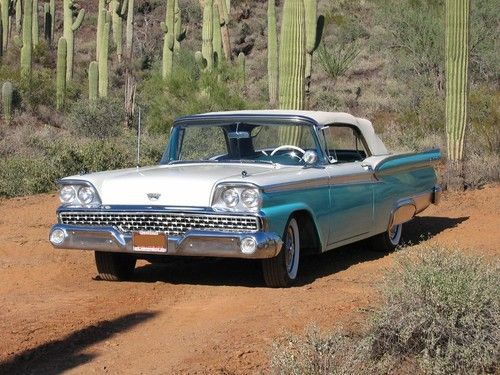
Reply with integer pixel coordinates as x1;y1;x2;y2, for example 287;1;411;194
195;50;207;70
216;0;231;60
98;13;110;97
15;0;21;34
162;0;175;78
1;0;8;50
49;0;55;42
110;0;123;61
71;8;84;30
124;0;134;58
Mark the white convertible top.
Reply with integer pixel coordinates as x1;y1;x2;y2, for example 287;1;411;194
196;110;389;156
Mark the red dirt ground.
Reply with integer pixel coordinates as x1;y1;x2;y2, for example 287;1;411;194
0;185;498;374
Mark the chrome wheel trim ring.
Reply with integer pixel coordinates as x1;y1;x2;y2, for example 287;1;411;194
284;219;300;279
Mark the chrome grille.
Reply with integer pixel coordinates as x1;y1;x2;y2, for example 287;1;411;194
59;211;260;236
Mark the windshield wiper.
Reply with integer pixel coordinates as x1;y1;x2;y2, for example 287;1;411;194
224;159;276;166
167;160;220;165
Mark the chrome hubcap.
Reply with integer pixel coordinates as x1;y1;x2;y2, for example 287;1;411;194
285;226;295;273
389;224;402;245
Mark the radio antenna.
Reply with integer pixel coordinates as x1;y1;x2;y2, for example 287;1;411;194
136;107;142;169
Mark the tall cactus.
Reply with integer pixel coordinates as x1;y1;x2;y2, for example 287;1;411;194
267;0;278;106
201;0;214;71
110;0;123;62
279;0;306;110
98;10;110;97
0;7;3;56
216;0;231;60
20;0;33;79
15;0;22;34
304;0;324;109
96;0;109;61
2;81;13;123
161;0;175;78
124;0;134;59
63;0;85;81
0;0;9;50
173;0;185;52
88;61;98;101
56;37;67;110
32;0;39;47
212;2;222;63
445;0;470;189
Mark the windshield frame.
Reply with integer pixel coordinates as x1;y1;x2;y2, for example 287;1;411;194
160;114;326;166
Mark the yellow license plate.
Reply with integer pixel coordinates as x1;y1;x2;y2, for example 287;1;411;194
132;232;167;253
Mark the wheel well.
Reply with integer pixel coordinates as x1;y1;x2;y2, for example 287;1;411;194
292;210;321;255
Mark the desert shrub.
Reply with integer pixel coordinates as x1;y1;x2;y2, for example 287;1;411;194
67;98;125;138
317;42;360;81
369;246;499;374
270;327;366;375
463;152;500;189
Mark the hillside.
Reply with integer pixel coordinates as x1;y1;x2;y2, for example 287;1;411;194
0;0;498;197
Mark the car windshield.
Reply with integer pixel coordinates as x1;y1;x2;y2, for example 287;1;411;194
161;122;319;166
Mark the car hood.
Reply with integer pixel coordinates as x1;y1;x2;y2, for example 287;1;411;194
62;163;280;207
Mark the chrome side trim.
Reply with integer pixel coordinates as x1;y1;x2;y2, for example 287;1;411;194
49;224;283;259
263;177;330;193
387;187;438;229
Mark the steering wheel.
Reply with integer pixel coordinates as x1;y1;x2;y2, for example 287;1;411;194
270;145;306;158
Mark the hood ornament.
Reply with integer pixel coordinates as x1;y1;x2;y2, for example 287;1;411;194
147;193;161;201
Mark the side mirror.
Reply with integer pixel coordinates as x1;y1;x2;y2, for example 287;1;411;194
303;150;318;165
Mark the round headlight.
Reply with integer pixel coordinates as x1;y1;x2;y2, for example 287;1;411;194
78;186;94;205
60;186;76;204
241;188;260;208
222;188;239;207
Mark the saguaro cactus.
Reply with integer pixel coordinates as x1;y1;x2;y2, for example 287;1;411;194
216;0;231;60
201;0;214;71
304;0;324;109
20;0;33;79
173;0;185;52
110;0;123;61
56;37;67;109
445;0;470;190
267;0;278;106
63;0;85;81
124;0;134;59
44;3;52;45
98;10;110;97
279;0;306;110
161;0;175;78
212;2;222;63
2;81;13;123
32;0;39;47
96;0;109;61
15;0;22;34
0;0;9;50
88;61;98;101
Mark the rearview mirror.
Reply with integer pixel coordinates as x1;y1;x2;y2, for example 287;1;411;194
303;150;318;165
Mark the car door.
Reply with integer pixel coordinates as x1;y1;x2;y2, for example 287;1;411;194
321;124;376;246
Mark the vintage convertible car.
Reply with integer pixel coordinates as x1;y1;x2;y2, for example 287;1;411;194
49;111;441;287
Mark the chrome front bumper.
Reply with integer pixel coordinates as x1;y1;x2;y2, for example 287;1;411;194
49;224;283;259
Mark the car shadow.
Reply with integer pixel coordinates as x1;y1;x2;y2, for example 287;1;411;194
131;215;469;288
0;312;157;375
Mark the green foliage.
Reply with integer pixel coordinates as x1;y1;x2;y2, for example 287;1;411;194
139;52;246;134
68;97;124;138
271;245;500;375
369;246;499;374
317;42;360;81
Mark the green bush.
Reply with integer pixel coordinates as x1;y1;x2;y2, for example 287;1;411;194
369;246;499;374
68;98;125;138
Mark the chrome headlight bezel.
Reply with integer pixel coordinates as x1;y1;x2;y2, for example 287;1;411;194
58;181;101;208
212;184;262;212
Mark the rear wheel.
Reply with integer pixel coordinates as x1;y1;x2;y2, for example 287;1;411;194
371;223;403;252
94;251;136;281
262;217;300;288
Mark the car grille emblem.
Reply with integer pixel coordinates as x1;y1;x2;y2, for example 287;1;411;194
147;193;161;201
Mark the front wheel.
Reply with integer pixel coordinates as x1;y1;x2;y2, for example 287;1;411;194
94;251;136;281
262;217;300;288
371;223;403;252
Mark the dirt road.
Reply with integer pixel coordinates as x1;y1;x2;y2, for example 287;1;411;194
0;185;498;374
